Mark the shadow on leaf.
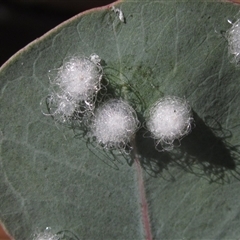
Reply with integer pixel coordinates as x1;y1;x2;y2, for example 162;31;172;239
134;110;240;183
176;111;238;183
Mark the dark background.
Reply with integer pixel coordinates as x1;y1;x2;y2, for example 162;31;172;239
0;0;114;66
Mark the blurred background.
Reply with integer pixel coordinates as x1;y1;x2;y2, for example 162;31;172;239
0;0;114;66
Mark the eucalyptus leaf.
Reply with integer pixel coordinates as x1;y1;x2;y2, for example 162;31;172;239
1;0;240;239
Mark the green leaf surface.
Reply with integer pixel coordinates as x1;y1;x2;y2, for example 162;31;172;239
1;0;240;239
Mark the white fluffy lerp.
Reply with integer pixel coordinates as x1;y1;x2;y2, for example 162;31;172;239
54;55;102;102
227;19;240;64
43;54;102;123
90;99;139;149
33;228;59;240
33;233;58;240
46;93;78;123
146;96;192;147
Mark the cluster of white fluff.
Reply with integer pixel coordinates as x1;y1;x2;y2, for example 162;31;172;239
227;19;240;64
146;96;193;150
43;54;195;152
90;99;139;149
54;56;102;101
33;227;59;240
45;55;102;123
43;54;140;150
45;93;78;123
